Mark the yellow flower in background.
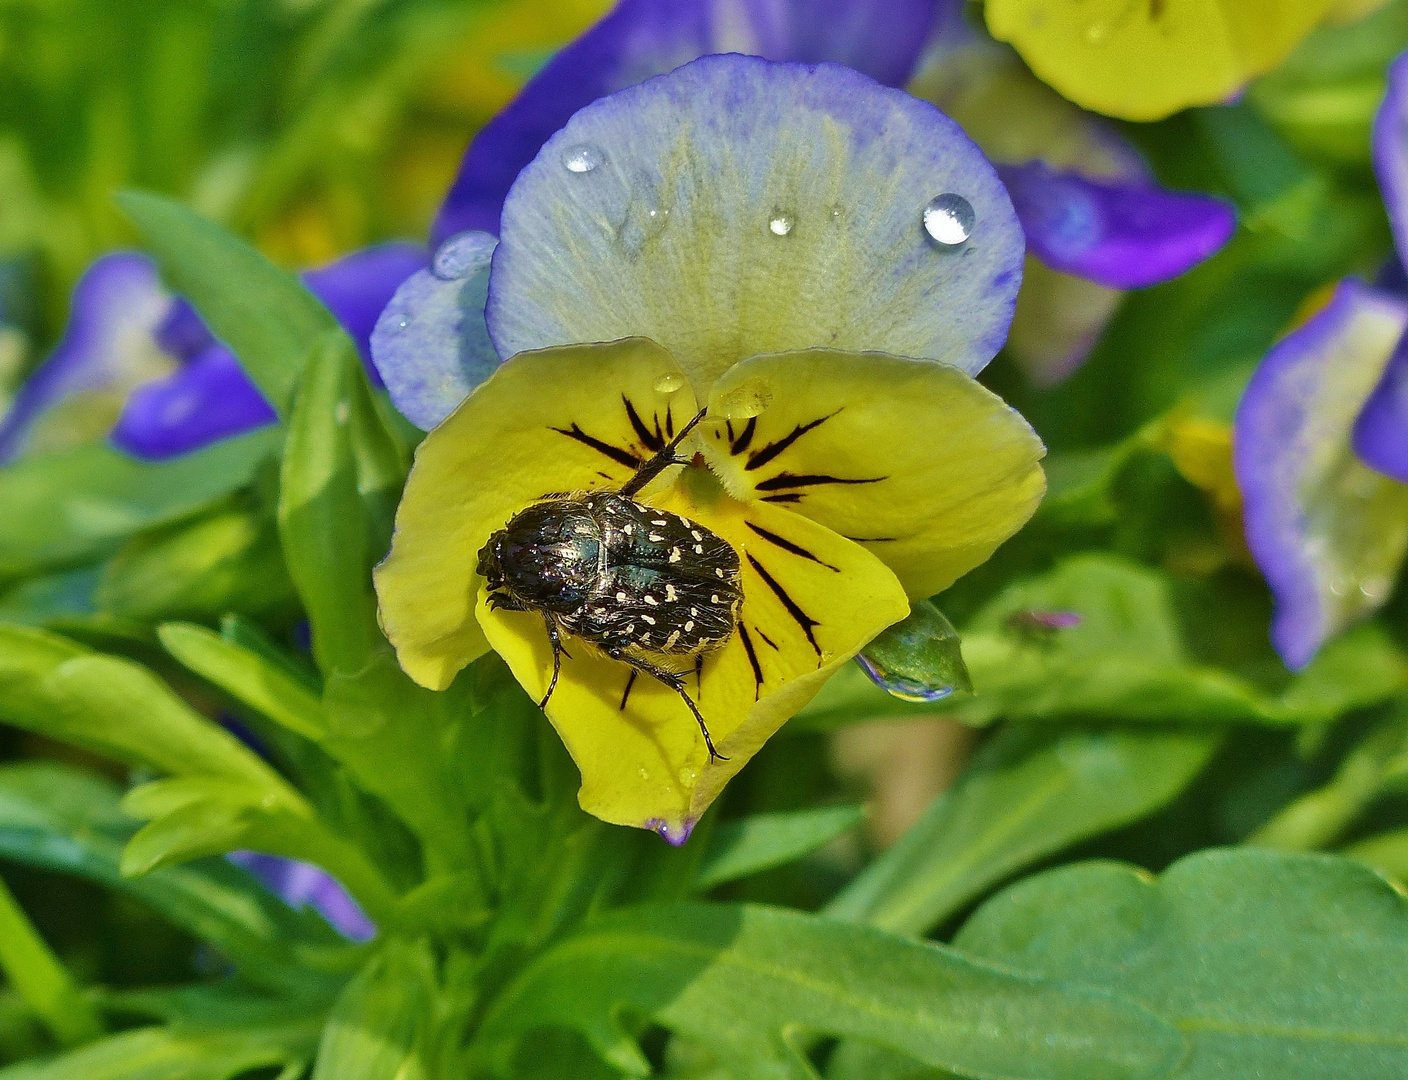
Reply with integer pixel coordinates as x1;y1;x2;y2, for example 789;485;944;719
371;57;1046;839
985;0;1340;122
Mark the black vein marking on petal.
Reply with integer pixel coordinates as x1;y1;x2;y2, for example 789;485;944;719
730;416;757;456
620;669;637;711
665;405;675;439
761;493;804;504
746;521;840;572
755;627;779;650
596;471;615;481
747;553;821;657
725;420;736;442
844;535;899;543
552;424;643;469
624;396;665;452
744;411;839;472
755;472;886;492
653;410;664;448
738;625;763;700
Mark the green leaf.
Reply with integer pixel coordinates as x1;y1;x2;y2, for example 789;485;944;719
0;624;295;796
0;1020;320;1080
278;331;387;678
116;190;338;417
0;431;279;583
311;940;435;1080
0;761;350;996
96;506;296;624
802;556;1408;732
158;622;328;742
955;849;1408;1079
826;725;1221;936
695;806;866;891
0;874;103;1048
475;903;1185;1080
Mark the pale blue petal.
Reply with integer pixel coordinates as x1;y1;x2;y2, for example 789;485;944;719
488;55;1023;390
370;232;500;431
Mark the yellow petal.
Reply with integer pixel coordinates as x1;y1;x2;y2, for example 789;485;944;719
374;339;696;690
476;469;908;838
985;0;1339;122
700;350;1047;599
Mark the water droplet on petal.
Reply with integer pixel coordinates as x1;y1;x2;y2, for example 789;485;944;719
716;378;773;420
562;144;602;173
678;765;698;786
768;211;794;237
432;231;495;280
856;653;956;703
638;766;650;781
923;193;975;247
653;372;685;394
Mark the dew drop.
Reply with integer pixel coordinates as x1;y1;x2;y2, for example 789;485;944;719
768;211;794;237
653;371;685;394
856;653;957;703
1360;575;1392;603
431;231;495;280
1085;20;1109;43
562;143;602;173
923;193;975;247
678;765;698;786
637;766;651;781
716;378;773;420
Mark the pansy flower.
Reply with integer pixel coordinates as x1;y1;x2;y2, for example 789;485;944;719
373;56;1046;841
396;0;1233;394
0;244;425;463
1234;50;1408;669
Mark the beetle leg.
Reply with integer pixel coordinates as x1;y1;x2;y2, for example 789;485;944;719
540;617;565;710
619;408;708;498
606;647;728;762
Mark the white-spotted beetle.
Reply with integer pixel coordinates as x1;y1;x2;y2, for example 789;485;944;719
478;410;742;761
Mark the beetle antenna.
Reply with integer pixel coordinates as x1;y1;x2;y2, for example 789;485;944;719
620;408;709;498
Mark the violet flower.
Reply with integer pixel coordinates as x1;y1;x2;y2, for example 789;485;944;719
0;244;425;463
228;851;376;942
382;0;1233;419
1233;50;1408;670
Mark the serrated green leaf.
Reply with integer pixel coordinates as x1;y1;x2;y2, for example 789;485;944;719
0;1020;319;1080
0;761;352;995
117;191;338;417
955;849;1408;1079
159;622;328;742
0;431;279;584
0;625;293;795
826;725;1221;936
96;506;296;624
311;940;435;1080
475;903;1185;1080
695;806;866;891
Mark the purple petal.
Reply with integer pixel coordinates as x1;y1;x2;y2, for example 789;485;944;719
1234;280;1408;670
996;162;1236;290
301;243;428;378
154;298;216;360
432;0;948;244
1353;333;1408;482
0;254;176;463
1374;50;1408;263
370;231;499;431
109;343;276;459
228;852;375;942
489;55;1023;386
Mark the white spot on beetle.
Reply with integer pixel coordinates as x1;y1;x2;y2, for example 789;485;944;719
694;544;704;554
649;533;664;542
651;519;668;526
644;595;659;606
665;630;681;648
665;584;678;602
690;530;703;541
669;547;682;563
642;614;656;625
616;591;627;601
715;568;725;578
685;620;695;632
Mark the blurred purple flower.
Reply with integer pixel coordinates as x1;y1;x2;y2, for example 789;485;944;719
1233;51;1408;669
228;851;376;942
0;244;425;464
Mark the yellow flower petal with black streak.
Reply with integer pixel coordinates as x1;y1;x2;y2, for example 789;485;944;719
476;464;908;840
700;350;1047;599
375;338;695;690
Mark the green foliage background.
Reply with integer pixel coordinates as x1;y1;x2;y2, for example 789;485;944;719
2;2;1408;1078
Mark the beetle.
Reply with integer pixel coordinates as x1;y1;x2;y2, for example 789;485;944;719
477;409;742;761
